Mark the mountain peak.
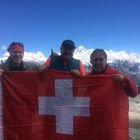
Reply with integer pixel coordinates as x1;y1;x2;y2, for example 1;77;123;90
0;46;140;64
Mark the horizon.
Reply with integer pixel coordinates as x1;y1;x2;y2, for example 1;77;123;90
1;46;140;64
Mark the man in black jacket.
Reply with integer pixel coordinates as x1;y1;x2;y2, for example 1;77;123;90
42;39;85;76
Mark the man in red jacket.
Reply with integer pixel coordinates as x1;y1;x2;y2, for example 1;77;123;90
87;48;137;140
89;48;137;97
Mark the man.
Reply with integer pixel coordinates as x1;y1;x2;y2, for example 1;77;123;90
87;49;137;140
0;42;39;75
42;40;85;76
89;48;137;97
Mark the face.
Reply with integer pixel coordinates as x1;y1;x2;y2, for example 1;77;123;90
10;50;24;64
60;47;74;60
90;52;107;73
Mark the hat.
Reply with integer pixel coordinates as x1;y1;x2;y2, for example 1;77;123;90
61;40;76;49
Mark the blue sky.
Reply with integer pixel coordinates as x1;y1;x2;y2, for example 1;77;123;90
0;0;140;57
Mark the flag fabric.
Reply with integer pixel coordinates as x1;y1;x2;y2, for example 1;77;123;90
1;70;129;140
0;78;3;140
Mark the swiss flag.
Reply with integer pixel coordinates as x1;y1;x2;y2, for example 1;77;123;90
0;70;129;140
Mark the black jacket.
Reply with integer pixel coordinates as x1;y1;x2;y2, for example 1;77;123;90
0;57;39;71
49;56;80;71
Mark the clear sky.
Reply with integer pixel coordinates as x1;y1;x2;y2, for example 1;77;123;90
0;0;140;57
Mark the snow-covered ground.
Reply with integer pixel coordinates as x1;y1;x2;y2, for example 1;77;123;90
129;95;140;140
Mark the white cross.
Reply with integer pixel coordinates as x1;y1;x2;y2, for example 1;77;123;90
38;79;90;135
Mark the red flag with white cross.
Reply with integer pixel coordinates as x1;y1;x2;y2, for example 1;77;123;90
0;70;129;140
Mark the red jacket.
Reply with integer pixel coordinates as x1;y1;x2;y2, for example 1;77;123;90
89;65;138;97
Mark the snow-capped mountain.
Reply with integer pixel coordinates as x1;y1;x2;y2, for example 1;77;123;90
74;46;140;64
0;46;140;64
0;52;46;64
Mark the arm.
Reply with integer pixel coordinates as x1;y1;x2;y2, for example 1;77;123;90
44;57;51;67
79;61;86;76
40;49;59;71
112;74;138;97
71;61;86;77
122;75;138;97
39;57;51;71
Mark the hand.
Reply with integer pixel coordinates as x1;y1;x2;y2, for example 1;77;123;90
112;74;124;82
50;49;59;57
71;69;81;77
0;69;4;76
39;65;49;72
